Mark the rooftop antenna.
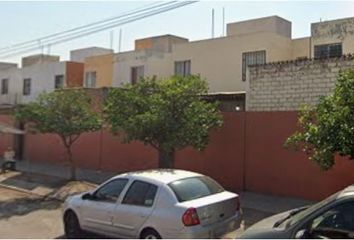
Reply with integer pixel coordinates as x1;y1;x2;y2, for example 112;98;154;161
118;29;122;53
222;7;225;36
110;30;114;49
211;8;215;38
47;44;51;55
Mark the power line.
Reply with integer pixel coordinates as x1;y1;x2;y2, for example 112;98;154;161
0;1;173;53
0;1;197;59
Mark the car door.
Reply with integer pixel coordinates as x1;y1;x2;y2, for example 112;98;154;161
293;199;354;239
80;178;129;234
111;180;158;238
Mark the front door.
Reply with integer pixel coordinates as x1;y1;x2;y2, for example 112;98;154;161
80;178;129;235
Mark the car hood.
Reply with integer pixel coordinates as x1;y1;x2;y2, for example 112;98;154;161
240;210;293;239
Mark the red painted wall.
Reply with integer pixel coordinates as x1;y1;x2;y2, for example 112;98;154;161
5;111;354;201
244;112;354;200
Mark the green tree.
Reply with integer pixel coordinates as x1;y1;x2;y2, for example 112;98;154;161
14;90;102;180
285;69;354;170
104;75;223;168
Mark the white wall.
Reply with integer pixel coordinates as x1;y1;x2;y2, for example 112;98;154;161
0;67;21;105
20;62;66;103
112;49;173;87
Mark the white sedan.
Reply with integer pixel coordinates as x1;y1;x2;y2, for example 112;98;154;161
63;169;242;239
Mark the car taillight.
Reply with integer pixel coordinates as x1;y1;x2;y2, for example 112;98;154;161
236;196;240;211
182;208;200;226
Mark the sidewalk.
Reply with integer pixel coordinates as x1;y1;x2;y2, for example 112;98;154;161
7;160;315;211
15;160;116;184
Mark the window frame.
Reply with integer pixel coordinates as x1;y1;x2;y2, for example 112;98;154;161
23;78;31;96
85;71;97;88
314;43;342;59
242;50;266;81
54;74;65;89
131;66;144;85
121;180;158;208
92;178;129;203
1;78;9;95
174;60;191;77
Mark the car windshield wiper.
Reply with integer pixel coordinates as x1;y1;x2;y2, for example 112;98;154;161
273;206;308;228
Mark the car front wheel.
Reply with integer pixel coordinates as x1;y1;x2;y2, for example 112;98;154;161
64;211;82;239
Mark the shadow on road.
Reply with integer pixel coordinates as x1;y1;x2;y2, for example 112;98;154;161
0;196;61;219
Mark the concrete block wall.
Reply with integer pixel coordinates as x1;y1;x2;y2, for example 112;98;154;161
247;55;354;111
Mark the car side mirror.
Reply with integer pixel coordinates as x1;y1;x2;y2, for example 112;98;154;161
82;192;93;200
295;229;310;239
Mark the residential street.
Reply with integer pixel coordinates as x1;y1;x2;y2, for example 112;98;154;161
0;168;314;239
0;187;63;239
0;185;304;239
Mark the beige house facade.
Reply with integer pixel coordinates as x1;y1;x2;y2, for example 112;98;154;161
1;15;354;106
112;15;354;93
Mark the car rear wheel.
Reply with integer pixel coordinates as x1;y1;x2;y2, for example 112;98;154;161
64;211;82;239
141;229;161;239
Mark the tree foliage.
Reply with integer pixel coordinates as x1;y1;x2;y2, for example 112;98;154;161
104;75;223;168
14;90;102;179
285;69;354;170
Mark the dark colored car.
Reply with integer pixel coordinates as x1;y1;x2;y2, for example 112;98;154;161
240;185;354;239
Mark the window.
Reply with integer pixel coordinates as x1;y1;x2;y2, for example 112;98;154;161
122;180;158;207
1;79;9;95
85;71;96;88
314;43;342;59
131;66;144;84
23;78;31;96
54;75;64;89
168;176;224;202
308;201;354;238
93;178;128;203
242;50;266;81
174;60;191;77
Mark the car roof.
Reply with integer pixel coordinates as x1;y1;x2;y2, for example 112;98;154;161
338;184;354;198
115;169;203;185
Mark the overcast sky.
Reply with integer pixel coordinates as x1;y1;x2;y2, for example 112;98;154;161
1;1;354;65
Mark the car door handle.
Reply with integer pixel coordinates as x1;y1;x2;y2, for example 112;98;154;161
140;214;148;218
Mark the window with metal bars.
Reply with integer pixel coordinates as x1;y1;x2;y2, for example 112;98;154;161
314;43;342;59
242;51;266;81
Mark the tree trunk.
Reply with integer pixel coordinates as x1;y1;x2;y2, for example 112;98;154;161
158;149;175;168
66;146;76;180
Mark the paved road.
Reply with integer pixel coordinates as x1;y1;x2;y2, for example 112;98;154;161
0;186;273;239
0;187;63;239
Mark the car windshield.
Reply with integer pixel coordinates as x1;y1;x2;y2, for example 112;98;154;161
168;176;224;202
286;191;341;228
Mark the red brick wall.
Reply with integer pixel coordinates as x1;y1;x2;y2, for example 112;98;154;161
7;111;354;201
